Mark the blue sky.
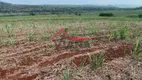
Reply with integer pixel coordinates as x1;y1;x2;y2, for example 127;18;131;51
1;0;142;5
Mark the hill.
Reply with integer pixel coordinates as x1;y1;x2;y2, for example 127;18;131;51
0;1;12;7
0;1;119;16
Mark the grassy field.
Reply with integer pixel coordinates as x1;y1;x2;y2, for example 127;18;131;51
84;10;142;17
0;13;142;80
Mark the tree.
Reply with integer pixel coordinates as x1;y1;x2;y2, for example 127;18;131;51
29;12;36;16
99;13;114;17
75;12;81;16
138;14;142;18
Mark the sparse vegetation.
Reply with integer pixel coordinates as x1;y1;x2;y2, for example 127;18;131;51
88;27;97;35
132;39;142;60
89;53;104;72
118;27;129;40
78;59;86;72
110;27;129;40
63;67;71;80
28;32;37;41
2;24;15;38
127;14;138;18
0;5;142;80
7;38;15;46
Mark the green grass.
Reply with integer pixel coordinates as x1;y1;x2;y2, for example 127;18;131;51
78;58;86;72
88;53;104;72
7;38;16;46
118;27;129;40
40;32;51;41
88;27;97;35
83;10;142;17
63;67;71;80
110;27;129;40
1;11;142;24
2;24;15;38
132;39;142;60
0;11;142;47
28;32;37;41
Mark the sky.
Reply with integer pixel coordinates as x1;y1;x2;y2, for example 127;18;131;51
1;0;142;5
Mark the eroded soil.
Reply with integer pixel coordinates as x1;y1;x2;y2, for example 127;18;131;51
0;32;141;80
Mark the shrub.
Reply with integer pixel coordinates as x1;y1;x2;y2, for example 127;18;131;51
138;14;142;18
99;13;114;17
75;12;81;16
29;12;36;16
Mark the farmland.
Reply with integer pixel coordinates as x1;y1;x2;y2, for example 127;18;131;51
0;14;142;80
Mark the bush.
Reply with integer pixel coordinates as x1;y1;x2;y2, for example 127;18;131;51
138;14;142;18
127;14;138;18
99;13;114;17
75;12;81;16
29;12;36;16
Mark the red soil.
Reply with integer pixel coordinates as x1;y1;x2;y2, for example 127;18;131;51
0;35;134;80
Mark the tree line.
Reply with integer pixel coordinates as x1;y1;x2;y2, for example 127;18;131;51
0;1;120;16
